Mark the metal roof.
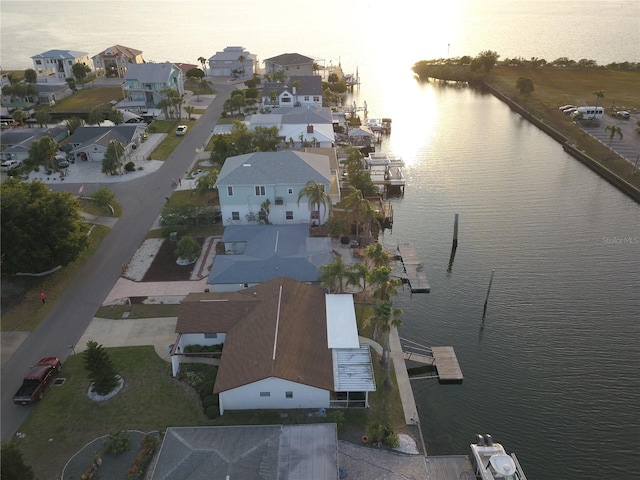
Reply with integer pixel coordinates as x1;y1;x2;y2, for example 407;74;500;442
326;294;359;348
333;345;376;392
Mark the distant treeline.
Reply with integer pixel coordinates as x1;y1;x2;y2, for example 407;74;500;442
412;51;640;83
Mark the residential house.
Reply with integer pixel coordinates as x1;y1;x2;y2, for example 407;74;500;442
0;126;68;162
261;75;323;110
171;277;376;414
33;82;73;105
263;53;315;78
215;150;332;226
207;46;256;77
31;49;92;82
65;124;146;162
151;424;338;480
92;45;144;78
121;63;184;109
174;63;198;77
244;106;336;148
206;224;333;291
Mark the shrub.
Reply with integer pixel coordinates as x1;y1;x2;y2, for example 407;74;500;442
202;394;218;409
103;431;131;454
366;421;386;445
328;410;346;432
385;433;400;449
205;405;219;419
126;435;157;480
124;161;135;172
175;236;201;262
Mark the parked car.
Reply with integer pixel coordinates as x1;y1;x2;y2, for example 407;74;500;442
13;357;61;405
559;104;576;111
563;108;577;116
1;159;21;171
55;155;69;168
616;111;630;120
176;125;188;136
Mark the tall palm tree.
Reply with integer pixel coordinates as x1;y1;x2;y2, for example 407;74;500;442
319;256;348;293
297;180;330;226
237;55;246;77
364;242;391;268
605;125;623;148
343;189;365;243
345;262;369;293
368;266;401;302
370;300;403;386
198;56;207;73
592;89;605;110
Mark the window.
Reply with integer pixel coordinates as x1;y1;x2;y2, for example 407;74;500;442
285;391;293;399
281;97;291;104
232;212;240;221
311;211;320;219
204;333;218;339
227;186;234;196
260;392;271;397
35;60;42;65
255;185;266;196
286;211;293;220
313;96;320;102
304;96;310;102
288;188;293;195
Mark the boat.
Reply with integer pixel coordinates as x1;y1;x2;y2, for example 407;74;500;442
470;434;528;480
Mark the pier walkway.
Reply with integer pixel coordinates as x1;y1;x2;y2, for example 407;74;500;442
397;243;430;293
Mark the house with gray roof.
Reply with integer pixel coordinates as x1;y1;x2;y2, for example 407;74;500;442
262;75;323;110
31;49;92;82
264;53;316;77
151;424;338;480
206;224;333;291
215;150;332;226
0;126;68;162
92;45;144;78
65;124;146;162
121;62;184;109
170;277;375;414
207;46;257;77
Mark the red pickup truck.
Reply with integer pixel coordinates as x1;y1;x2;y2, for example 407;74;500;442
13;357;61;405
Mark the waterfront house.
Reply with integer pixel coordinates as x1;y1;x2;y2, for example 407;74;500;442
91;45;144;78
171;277;375;414
31;49;92;83
261;75;323;110
207;46;257;77
263;53;315;78
206;224;333;292
151;424;338;480
65;124;146;162
121;63;184;110
215;150;332;226
0;126;68;163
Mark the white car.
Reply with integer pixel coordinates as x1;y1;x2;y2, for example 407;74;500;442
616;111;630;120
559;104;576;111
1;159;21;171
175;125;187;136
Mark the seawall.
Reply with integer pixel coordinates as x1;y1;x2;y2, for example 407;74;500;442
482;82;640;204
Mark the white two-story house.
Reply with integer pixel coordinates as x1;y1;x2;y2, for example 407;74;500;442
215;150;332;226
31;49;92;82
263;53;315;78
207;46;257;77
261;76;323;110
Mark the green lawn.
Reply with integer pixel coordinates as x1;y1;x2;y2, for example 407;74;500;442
146;120;196;160
48;87;123;113
17;346;208;480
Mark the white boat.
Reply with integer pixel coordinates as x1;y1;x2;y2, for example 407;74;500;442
470;434;528;480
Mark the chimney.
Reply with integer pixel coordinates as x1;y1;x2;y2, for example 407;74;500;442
307;124;314;134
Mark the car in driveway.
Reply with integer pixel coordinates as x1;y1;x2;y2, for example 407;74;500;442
55;155;69;168
176;125;188;136
616;111;631;120
1;159;21;171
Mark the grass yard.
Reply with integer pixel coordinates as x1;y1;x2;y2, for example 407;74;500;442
48;87;123;113
0;225;110;332
487;66;640;190
146;119;196;160
16;346;208;480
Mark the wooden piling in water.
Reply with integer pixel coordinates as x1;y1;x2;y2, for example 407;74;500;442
482;269;495;321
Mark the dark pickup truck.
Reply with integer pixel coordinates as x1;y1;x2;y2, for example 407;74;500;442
13;357;61;405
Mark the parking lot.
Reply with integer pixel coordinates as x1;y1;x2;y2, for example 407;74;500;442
582;112;640;165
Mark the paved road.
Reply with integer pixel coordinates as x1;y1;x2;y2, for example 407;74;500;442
0;81;234;440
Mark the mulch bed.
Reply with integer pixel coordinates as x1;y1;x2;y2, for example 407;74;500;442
142;238;202;282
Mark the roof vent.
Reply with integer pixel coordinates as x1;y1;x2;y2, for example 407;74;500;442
307;124;314;133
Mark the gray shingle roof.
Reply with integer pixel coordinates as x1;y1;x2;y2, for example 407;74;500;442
152;424;337;480
215;150;331;187
123;62;178;83
264;53;315;66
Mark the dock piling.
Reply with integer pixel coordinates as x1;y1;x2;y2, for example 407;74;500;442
482;269;495;322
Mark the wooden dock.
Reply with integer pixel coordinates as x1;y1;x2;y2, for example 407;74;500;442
432;346;464;383
397;243;430;293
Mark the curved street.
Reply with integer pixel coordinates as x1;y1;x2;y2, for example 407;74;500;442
0;80;234;440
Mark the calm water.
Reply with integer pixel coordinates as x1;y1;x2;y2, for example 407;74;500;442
2;1;639;479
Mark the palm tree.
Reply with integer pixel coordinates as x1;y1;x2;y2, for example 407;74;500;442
343;189;376;245
195;170;218;198
345;262;369;293
319;257;348;293
368;266;401;302
370;300;403;386
197;56;207;73
297;180;330;226
364;242;390;268
592;90;605;110
237;55;246;77
605;125;623;148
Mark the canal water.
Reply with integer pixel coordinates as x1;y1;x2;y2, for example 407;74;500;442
348;80;639;479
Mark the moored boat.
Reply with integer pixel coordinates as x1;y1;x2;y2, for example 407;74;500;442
470;434;527;480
